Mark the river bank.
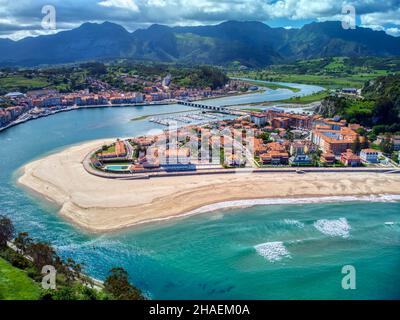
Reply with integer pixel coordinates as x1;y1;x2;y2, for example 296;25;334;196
0;101;176;133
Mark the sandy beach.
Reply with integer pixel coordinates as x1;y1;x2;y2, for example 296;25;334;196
17;139;400;233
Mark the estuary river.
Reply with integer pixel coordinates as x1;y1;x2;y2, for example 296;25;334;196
0;81;399;299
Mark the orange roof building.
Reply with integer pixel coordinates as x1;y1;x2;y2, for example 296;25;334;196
340;149;361;167
98;140;127;159
260;151;289;165
320;152;336;165
312;126;358;156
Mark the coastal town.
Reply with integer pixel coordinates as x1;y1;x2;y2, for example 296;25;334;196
0;64;256;131
2;0;400;303
0;79;254;131
86;106;400;179
2;65;399;175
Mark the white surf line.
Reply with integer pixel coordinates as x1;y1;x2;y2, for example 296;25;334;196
186;194;400;215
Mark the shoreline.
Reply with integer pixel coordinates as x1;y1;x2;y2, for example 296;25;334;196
0;79;324;134
0;102;175;133
75;193;400;233
17;139;400;234
16;169;400;234
0;88;257;134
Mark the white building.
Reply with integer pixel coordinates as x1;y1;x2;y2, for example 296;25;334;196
250;113;267;127
5;92;25;98
360;148;379;163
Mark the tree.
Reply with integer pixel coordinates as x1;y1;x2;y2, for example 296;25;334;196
257;132;271;143
382;136;394;154
14;232;33;255
27;242;57;271
104;267;145;300
0;215;15;248
360;136;369;150
52;287;78;300
356;127;367;137
374;99;397;126
352;136;362;154
64;257;85;285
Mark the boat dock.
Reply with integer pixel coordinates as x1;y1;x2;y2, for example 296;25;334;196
148;111;230;126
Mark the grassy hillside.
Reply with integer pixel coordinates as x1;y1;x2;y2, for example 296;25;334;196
0;258;41;300
0;76;50;93
0;63;229;95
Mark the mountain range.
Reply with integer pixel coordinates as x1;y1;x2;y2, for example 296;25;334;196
0;20;399;67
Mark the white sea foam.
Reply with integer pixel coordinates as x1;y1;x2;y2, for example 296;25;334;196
283;219;305;228
313;218;351;238
187;194;400;216
384;222;395;226
104;194;400;229
208;212;225;221
55;236;150;257
254;241;291;262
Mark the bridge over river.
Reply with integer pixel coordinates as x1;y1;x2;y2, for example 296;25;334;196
177;101;246;115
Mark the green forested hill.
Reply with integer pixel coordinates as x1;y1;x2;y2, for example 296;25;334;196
1;21;399;67
317;74;400;135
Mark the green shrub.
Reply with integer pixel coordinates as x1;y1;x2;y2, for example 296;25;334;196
10;253;30;269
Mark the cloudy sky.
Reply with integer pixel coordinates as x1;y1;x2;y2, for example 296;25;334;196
0;0;399;40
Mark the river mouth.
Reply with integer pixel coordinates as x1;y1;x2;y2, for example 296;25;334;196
2;80;399;300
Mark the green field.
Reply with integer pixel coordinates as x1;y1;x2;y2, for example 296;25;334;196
0;76;50;91
235;72;387;89
261;82;301;92
241;79;301;92
0;258;41;300
102;144;116;153
279;90;330;104
230;56;400;89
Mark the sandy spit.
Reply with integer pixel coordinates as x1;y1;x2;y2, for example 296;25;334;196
17;139;400;233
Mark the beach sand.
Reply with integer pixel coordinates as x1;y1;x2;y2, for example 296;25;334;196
17;139;400;233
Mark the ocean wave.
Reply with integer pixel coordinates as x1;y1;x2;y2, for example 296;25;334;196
313;218;351;238
187;194;400;215
254;241;291;262
72;194;400;230
54;236;150;258
283;219;305;228
208;212;225;221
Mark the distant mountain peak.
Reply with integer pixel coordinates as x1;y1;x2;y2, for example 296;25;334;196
77;21;128;32
0;20;399;67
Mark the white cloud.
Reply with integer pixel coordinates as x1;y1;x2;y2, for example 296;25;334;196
360;24;385;31
360;8;400;27
98;0;140;12
261;0;342;20
0;29;59;40
1;0;400;39
386;27;400;36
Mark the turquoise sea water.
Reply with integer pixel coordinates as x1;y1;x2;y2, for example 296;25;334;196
0;83;399;299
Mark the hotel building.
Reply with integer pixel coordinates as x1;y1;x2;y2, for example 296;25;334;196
311;126;358;156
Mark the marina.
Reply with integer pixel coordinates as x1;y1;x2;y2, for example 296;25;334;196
148;111;232;126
